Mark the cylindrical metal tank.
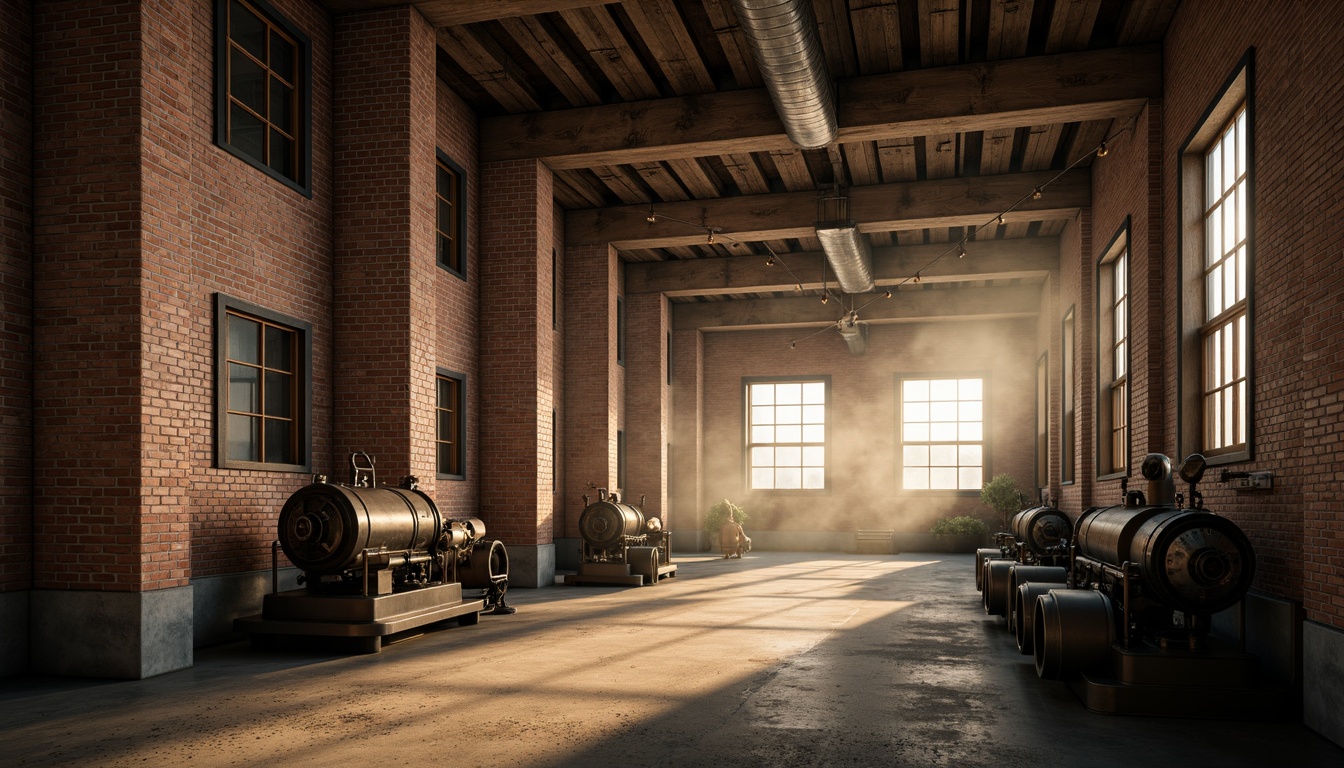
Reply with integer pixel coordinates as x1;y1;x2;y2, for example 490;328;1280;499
974;547;1010;592
1006;565;1067;633
578;499;648;548
1010;506;1073;557
983;560;1015;617
1075;505;1255;614
278;482;441;574
1034;589;1115;679
1014;582;1056;655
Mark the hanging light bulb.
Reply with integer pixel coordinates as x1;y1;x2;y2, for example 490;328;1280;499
766;255;775;266
1032;187;1043;200
1097;141;1109;158
914;273;921;283
794;283;803;294
821;293;829;305
707;231;715;245
883;289;892;299
958;244;967;259
997;214;1005;226
645;206;657;224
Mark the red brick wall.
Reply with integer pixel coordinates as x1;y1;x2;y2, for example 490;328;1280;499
185;0;334;578
331;7;438;494
0;0;32;592
670;329;704;532
432;78;480;520
1055;211;1095;513
550;203;566;539
32;1;147;590
1157;0;1335;615
561;243;620;538
700;318;1037;534
624;292;669;523
478;158;555;546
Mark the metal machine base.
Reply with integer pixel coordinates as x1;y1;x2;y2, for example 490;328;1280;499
568;561;678;587
234;582;483;653
1070;642;1293;718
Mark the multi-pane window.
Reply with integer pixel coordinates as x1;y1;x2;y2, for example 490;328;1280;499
217;0;309;191
217;295;310;470
746;380;826;490
437;154;466;277
437;373;465;478
1061;309;1075;484
1036;355;1048;492
1202;106;1249;455
1101;247;1129;476
901;378;983;491
616;296;625;366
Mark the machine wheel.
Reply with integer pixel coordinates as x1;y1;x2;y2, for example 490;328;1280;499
628;546;659;585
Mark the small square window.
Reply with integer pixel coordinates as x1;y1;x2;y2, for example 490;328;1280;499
216;295;311;471
437;371;466;479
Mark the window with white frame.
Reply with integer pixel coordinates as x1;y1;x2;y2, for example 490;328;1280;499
901;377;983;491
746;379;826;490
1201;106;1249;455
1097;229;1129;478
1179;54;1252;463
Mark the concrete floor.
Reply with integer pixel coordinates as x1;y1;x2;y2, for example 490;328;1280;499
1;552;1341;767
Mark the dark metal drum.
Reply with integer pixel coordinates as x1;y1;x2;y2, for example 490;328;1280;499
278;483;440;575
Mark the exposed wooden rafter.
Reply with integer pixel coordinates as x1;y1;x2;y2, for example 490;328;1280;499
321;1;613;28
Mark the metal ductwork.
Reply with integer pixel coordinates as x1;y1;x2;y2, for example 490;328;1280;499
835;312;867;355
732;0;837;149
815;223;875;294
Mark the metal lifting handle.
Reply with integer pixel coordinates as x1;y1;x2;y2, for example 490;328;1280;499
350;452;376;487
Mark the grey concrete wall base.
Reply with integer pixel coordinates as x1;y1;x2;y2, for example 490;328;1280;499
0;590;29;677
1212;589;1300;687
507;543;556;588
744;530;855;552
31;586;193;679
1304;620;1344;748
193;567;302;648
554;538;581;571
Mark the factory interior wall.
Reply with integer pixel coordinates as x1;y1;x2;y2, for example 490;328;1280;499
0;0;1341;747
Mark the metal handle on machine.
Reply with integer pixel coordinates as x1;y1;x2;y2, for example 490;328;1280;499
351;452;376;487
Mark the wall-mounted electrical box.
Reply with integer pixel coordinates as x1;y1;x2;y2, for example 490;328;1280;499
1227;471;1273;491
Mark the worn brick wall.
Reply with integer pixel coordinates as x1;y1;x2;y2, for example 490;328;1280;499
432;78;480;520
562;243;620;538
0;0;32;592
32;1;147;590
624;292;669;523
700;318;1037;534
550;204;566;539
1157;0;1330;614
478;158;555;546
670;329;704;533
332;7;438;497
1055;211;1094;514
187;0;333;578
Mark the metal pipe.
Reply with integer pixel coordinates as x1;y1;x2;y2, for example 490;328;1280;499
731;0;836;149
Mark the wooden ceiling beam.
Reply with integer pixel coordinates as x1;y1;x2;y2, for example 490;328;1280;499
321;1;614;27
482;44;1160;168
627;237;1058;297
567;169;1088;248
671;284;1042;331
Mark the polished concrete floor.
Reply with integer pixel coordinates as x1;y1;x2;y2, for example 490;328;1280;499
2;552;1341;767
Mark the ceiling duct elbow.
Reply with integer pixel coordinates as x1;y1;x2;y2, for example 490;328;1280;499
731;0;837;149
814;224;875;294
836;313;867;355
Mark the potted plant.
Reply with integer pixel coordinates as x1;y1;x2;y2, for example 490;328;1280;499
704;498;747;551
929;515;991;553
979;473;1022;532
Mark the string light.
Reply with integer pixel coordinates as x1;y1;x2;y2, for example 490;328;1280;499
913;273;920;283
795;283;803;294
1031;187;1043;200
883;289;892;299
821;293;829;304
1097;141;1109;158
766;255;775;266
646;207;657;223
997;214;1005;226
958;244;967;259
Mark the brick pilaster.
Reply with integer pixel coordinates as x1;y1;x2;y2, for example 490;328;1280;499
670;329;704;547
624;292;669;524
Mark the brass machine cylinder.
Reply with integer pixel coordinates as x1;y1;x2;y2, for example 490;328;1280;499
278;482;441;575
1010;506;1073;558
1005;565;1067;634
1074;505;1255;615
579;499;650;549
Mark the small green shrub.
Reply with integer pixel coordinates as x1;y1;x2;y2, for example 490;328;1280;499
979;473;1022;530
705;498;747;534
930;516;990;536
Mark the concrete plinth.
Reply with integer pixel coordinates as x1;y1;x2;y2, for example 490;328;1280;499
506;542;555;588
30;586;193;679
0;590;29;677
192;567;302;648
1305;620;1344;748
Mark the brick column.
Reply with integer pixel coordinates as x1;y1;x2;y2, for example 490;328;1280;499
0;0;33;677
479;159;557;587
624;292;669;526
670;329;705;551
332;8;438;490
561;243;622;565
29;0;194;678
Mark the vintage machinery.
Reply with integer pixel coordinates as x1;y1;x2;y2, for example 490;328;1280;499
568;489;677;586
975;502;1072;592
235;453;513;653
1027;453;1278;715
